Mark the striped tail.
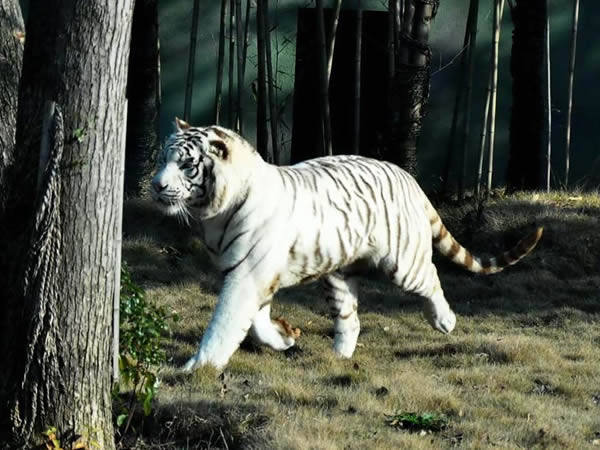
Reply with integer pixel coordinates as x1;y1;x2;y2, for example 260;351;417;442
428;207;543;275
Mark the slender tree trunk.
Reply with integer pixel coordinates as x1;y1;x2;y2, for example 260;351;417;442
506;0;546;192
1;1;134;448
236;0;244;133
0;0;24;329
316;0;333;156
125;0;161;196
565;0;579;188
256;0;270;161
386;0;439;177
327;0;343;83
264;0;280;164
486;0;504;196
228;0;235;128
214;0;228;124
459;0;479;200
184;0;200;121
353;1;362;155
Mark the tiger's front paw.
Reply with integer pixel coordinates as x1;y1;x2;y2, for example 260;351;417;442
275;317;301;349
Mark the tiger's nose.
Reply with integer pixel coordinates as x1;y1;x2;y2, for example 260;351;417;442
152;178;168;193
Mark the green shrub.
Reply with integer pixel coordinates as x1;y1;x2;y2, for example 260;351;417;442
114;264;178;433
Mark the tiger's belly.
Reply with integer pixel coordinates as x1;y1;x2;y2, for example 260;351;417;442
277;224;375;289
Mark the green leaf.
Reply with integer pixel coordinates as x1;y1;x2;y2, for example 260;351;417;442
116;414;128;427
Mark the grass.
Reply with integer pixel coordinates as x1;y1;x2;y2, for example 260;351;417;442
120;191;600;449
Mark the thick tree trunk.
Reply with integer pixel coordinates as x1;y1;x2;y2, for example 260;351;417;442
125;0;161;196
0;0;134;448
0;0;24;215
386;0;439;177
0;0;24;354
507;0;546;191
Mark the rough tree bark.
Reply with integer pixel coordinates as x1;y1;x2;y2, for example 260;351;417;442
125;0;161;196
0;0;24;215
0;0;134;448
386;0;439;177
0;0;25;339
506;0;546;191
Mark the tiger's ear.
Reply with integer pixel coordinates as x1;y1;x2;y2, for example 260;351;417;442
175;117;191;132
209;139;229;160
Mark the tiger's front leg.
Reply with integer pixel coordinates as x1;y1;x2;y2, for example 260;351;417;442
182;274;261;371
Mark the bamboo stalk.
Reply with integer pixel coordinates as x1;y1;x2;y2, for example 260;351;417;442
475;68;491;197
565;0;579;188
264;0;280;164
353;0;362;155
327;0;343;83
228;0;235;128
256;0;269;160
486;0;505;197
214;0;227;124
459;0;479;200
235;0;244;133
544;0;551;192
316;0;333;156
241;0;251;83
477;0;505;196
388;0;396;85
184;0;201;122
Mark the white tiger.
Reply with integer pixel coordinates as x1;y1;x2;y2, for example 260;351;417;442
151;118;543;371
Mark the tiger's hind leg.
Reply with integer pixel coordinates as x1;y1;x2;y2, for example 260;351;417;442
322;273;360;358
248;303;300;351
390;262;456;334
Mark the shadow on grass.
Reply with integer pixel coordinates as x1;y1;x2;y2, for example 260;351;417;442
117;398;272;449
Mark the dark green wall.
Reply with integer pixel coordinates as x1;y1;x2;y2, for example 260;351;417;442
20;0;600;188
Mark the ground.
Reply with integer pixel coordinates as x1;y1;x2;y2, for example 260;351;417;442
120;191;600;449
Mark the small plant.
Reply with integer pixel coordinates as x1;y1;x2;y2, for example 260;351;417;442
41;425;99;450
114;265;178;435
42;426;62;450
385;411;448;433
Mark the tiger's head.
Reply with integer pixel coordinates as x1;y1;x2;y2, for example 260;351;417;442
151;118;259;222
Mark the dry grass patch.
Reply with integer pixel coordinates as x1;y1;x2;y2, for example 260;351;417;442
120;192;600;449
